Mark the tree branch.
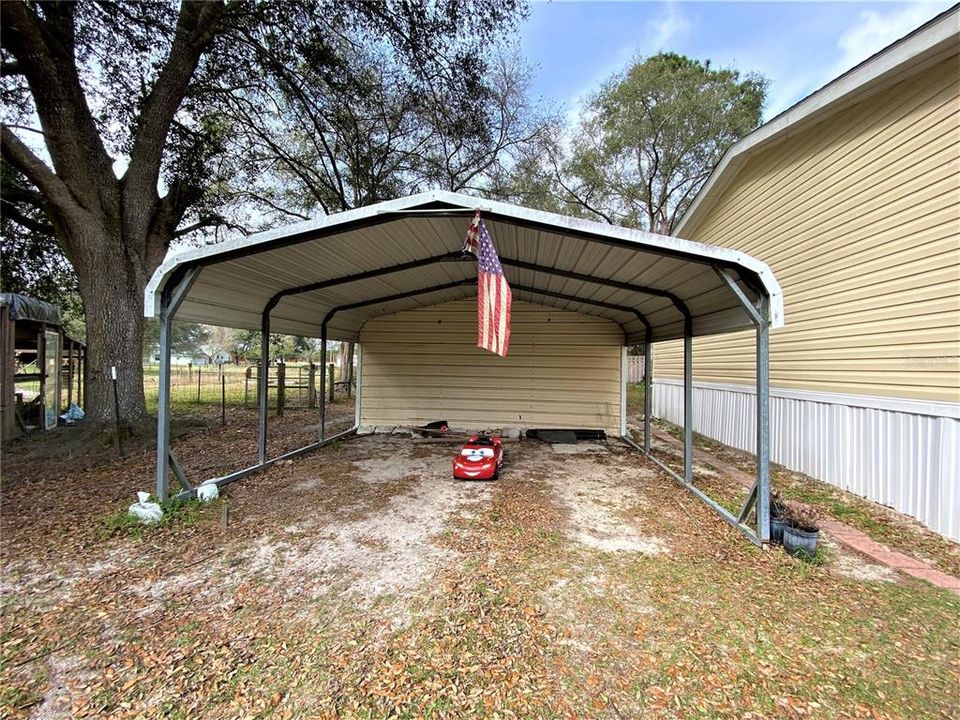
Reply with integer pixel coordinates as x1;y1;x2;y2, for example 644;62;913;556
0;199;54;235
174;215;247;238
0;59;21;76
123;1;228;232
1;125;78;216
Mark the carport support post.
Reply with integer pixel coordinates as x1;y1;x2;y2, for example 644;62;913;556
319;325;327;442
683;319;693;484
257;309;271;465
156;291;174;502
756;296;771;543
620;346;627;437
155;268;200;502
643;338;652;452
354;343;362;428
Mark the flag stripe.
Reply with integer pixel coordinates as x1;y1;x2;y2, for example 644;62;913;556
462;210;512;357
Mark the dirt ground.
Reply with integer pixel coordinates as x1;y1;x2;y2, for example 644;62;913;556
2;411;959;718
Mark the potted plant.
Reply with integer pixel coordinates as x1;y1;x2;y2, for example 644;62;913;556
782;505;820;559
769;490;788;546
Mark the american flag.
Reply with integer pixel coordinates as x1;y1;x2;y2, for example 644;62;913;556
462;210;512;357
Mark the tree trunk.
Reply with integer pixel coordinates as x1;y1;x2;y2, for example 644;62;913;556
70;225;153;429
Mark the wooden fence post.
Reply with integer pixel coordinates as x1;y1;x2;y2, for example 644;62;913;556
277;361;285;417
328;362;335;403
345;342;354;397
308;363;317;408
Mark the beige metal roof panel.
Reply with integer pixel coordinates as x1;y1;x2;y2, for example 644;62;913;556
146;190;784;344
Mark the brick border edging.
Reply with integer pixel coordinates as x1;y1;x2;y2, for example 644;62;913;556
647;428;960;596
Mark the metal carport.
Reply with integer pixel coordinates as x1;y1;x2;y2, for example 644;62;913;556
145;190;784;544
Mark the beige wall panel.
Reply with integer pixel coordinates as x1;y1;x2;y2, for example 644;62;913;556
698;68;958;243
657;55;960;402
359;299;624;434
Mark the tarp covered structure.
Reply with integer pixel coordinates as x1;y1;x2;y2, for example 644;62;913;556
0;293;62;326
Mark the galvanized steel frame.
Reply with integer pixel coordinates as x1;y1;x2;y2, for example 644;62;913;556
623;267;773;546
155;266;201;502
152;201;775;548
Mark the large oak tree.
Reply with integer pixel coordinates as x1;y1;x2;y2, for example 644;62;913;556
559;53;766;233
0;0;522;428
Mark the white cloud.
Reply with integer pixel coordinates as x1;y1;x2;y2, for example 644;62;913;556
644;2;693;53
833;2;953;76
561;2;694;134
762;2;952;121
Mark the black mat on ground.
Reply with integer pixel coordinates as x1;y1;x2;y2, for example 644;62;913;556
526;429;578;444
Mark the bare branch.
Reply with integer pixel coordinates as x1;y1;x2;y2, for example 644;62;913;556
0;198;54;235
0;125;78;216
0;59;21;77
174;215;247;238
123;1;229;228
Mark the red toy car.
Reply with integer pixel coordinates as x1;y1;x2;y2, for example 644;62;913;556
453;435;504;480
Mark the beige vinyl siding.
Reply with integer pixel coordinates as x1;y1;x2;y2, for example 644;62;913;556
359;299;624;434
655;54;960;402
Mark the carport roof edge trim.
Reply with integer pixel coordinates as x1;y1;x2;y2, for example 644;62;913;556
144;190;784;332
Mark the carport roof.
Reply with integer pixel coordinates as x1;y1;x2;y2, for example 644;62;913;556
145;191;784;344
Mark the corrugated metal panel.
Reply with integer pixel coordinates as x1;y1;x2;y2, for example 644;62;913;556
657;54;960;403
359;299;623;435
146;191;785;345
652;379;960;541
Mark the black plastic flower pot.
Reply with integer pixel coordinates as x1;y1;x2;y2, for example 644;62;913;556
783;524;819;558
770;516;788;546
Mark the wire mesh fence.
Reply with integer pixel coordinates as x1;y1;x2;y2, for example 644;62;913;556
143;361;353;413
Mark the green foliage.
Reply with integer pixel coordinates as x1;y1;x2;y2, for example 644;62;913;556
227;41;550;221
142;320;211;361
99;495;216;540
563;52;767;232
0;163;85;339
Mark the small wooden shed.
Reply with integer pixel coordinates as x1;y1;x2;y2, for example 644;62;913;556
0;293;85;442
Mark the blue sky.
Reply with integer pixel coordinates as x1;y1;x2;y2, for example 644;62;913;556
519;1;954;121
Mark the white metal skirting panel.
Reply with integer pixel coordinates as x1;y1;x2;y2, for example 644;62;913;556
652;379;960;541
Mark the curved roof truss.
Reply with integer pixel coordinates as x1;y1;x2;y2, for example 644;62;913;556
146;191;784;344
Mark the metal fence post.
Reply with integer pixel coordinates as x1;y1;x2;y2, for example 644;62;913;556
67;340;74;409
643;337;653;453
276;361;285;417
328;362;335;403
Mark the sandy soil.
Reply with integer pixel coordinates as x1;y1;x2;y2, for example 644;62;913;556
4;427;955;719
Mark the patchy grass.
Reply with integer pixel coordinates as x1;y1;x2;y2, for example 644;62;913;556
2;421;959;719
626;382;645;415
650;418;960;579
98;496;220;539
